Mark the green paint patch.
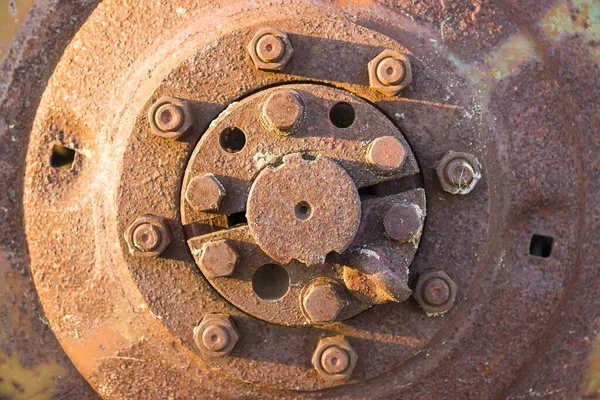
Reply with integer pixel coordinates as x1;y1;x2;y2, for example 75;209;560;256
487;34;540;81
0;352;65;399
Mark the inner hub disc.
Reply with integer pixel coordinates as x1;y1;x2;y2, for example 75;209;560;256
247;153;361;267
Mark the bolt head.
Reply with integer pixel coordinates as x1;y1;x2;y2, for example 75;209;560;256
414;270;458;316
124;215;172;258
262;89;305;134
147;96;193;140
368;50;412;96
199;239;239;278
193;314;239;358
248;28;294;71
302;280;346;323
185;173;226;212
311;336;358;381
436;151;481;195
383;201;424;242
366;136;407;171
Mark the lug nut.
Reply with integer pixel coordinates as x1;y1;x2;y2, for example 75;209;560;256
155;103;184;132
256;34;285;63
132;223;161;252
247;28;294;71
366;136;407;171
193;314;239;358
199;239;239;278
302;280;346;323
311;336;358;381
262;89;305;134
147;96;193;140
383;201;424;242
124;214;172;258
376;57;406;86
414;270;458;316
368;50;412;96
184;173;226;212
436;151;481;195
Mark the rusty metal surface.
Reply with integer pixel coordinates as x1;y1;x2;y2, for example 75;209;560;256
0;0;599;399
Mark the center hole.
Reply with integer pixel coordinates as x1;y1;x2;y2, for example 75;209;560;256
295;201;312;220
265;43;273;52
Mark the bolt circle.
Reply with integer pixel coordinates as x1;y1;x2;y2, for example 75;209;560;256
366;136;407;171
422;277;451;306
256;34;285;63
155;103;184;132
201;324;231;352
320;346;350;375
132;223;161;252
376;57;406;86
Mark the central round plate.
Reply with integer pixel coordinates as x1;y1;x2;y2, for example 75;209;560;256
247;153;361;266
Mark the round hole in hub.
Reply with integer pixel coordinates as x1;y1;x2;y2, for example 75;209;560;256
294;201;312;220
252;264;290;300
219;127;246;153
329;102;356;128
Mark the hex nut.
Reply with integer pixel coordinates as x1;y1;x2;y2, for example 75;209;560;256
193;314;239;358
124;214;172;258
414;270;458;316
147;96;194;140
199;239;239;278
366;136;407;171
261;89;305;134
436;151;481;195
302;279;347;323
184;174;226;212
383;201;424;242
247;27;294;71
311;336;358;381
368;49;412;96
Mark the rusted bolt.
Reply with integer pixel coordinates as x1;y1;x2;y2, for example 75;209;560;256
436;151;481;195
184;173;226;212
147;96;193;140
383;201;424;242
247;28;294;71
414;270;458;316
368;50;412;96
261;89;305;134
193;314;239;358
311;336;358;381
199;239;239;278
124;214;172;258
302;280;346;323
366;136;407;171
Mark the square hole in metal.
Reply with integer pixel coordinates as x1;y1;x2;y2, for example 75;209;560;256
529;234;553;258
51;145;76;169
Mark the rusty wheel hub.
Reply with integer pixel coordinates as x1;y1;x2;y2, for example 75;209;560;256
9;1;599;398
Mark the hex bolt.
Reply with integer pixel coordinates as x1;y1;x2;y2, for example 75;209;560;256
414;270;458;316
193;314;239;358
247;28;294;71
436;151;481;195
124;215;172;258
256;34;285;63
302;280;346;323
199;239;239;278
132;223;162;252
262;89;305;134
147;96;193;140
154;103;184;132
184;173;226;212
366;136;407;172
368;50;412;96
376;57;406;86
311;336;358;381
383;201;424;242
